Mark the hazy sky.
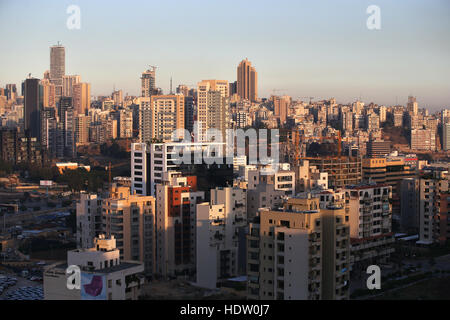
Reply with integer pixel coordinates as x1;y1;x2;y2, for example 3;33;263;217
1;0;449;110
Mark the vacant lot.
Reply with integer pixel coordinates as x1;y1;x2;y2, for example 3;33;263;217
374;276;450;300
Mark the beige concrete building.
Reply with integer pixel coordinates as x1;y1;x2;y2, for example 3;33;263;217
62;75;81;97
119;108;133;138
248;166;296;196
141;67;156;97
344;184;394;268
139;94;185;143
102;184;156;275
197;80;229;141
155;172;205;278
75;114;90;145
410;128;436;151
73;82;91;115
247;197;350;300
237;58;258;102
40;78;56;109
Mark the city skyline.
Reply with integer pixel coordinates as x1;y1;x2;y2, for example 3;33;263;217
0;0;449;110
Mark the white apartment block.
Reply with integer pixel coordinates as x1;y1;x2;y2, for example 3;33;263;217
131;141;225;197
76;193;103;249
196;187;247;289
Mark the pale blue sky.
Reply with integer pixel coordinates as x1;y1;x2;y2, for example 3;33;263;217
0;0;449;110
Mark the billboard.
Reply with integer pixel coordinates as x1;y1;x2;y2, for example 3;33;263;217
81;273;107;300
40;180;53;186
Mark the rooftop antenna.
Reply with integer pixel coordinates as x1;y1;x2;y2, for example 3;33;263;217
170;77;173;94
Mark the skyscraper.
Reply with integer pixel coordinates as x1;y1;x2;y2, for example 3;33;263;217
72;82;91;115
139;94;185;143
196;80;229;141
141;67;156;97
62;75;81;97
407;96;418;116
23;77;42;140
50;44;65;100
237;58;258;102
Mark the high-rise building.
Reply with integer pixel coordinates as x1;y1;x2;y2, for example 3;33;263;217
40;78;56;109
410;128;435;151
40;107;57;157
62;75;81;97
247;197;350;300
73;83;91;115
400;178;419;233
237;58;258;102
344;184;394;267
273;95;290;125
141;67;156;97
196;187;247;289
75;114;90;145
184;96;195;134
102;184;156;274
119;109;133;138
196;80;229;141
112;90;123;107
76;193;103;249
176;85;190;97
366;139;390;158
131;141;232;197
155;172;205;278
407;96;418;116
50;44;65;100
23;77;42;140
5;84;17;101
443;123;450;151
419;165;450;245
138;94;185;143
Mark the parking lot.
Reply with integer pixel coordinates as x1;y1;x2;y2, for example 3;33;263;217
0;274;43;300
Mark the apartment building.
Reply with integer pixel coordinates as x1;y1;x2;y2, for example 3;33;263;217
196;187;247;289
76;193;103;249
73;82;91;115
119;108;133;138
295;159;328;193
410;128;436;151
247;182;285;220
419;166;450;244
344;183;394;268
196;80;229;141
400;178;419;233
102;184;156;275
44;235;144;300
247;165;296;196
247;197;350;300
131;141;228;197
155;172;205;278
